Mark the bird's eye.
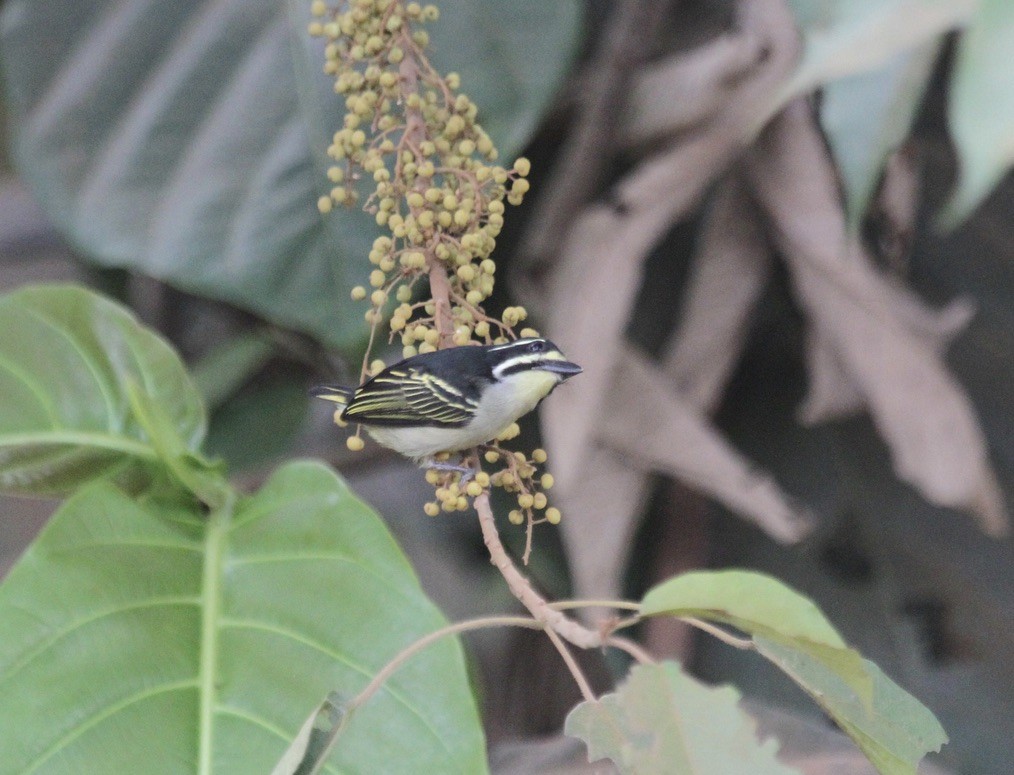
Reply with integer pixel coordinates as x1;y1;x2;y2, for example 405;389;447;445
528;340;546;353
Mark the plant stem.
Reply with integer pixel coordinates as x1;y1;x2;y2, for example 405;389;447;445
474;492;604;649
606;635;657;665
682;617;754;650
197;494;234;775
544;625;597;703
307;615;542;775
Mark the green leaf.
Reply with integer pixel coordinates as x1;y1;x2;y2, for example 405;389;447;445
640;571;871;704
191;333;275;411
942;0;1014;226
0;460;486;774
0;284;205;496
0;0;582;352
755;637;947;775
565;661;800;775
204;374;310;473
821;41;940;228
783;0;970;95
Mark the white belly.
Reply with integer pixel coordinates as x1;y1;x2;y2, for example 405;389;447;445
365;370;560;460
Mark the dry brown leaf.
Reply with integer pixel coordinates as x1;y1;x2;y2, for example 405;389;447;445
602;350;812;544
538;0;804;603
544;0;801;490
556;445;655;607
664;175;773;412
746;100;1008;535
622;32;769;146
799;283;974;425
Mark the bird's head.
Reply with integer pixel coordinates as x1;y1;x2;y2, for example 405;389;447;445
487;338;582;383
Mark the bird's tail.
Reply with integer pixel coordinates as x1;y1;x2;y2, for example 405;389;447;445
310;384;354;407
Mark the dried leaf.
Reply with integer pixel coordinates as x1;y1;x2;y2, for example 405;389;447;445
602;350;812;544
623;32;769;146
538;0;803;603
746;101;1008;535
664;176;773;412
545;0;800;489
556;445;654;606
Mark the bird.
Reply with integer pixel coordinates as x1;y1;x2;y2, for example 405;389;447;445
311;337;581;464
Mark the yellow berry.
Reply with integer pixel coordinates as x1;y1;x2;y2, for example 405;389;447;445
371;289;387;307
513;157;531;176
474;321;490;338
496;423;520;441
484;450;500;464
532;448;548;464
351;285;367;301
369;358;386;374
520;327;540;338
317;195;333;214
425;469;441;485
332;409;347;428
508;510;524;525
541;473;555;490
369;269;386;287
475;472;490;487
518;493;534;509
423;502;440;517
347;436;365;452
402;345;417;358
455;496;468;511
533;492;547;510
466;481;483;497
545;507;561;525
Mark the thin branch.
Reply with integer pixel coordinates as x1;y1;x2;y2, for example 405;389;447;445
474;492;604;649
548;599;642;612
306;614;543;775
606;635;657;665
682;616;754;650
544;625;597;704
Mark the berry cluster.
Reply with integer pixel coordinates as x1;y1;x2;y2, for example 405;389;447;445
312;0;561;548
309;0;533;367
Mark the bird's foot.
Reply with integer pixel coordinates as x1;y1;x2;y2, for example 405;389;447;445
426;459;479;485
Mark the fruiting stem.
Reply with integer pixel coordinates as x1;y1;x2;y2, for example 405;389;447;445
475;492;603;649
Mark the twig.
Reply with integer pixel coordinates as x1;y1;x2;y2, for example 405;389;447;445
682;616;754;650
306;614;543;775
548;599;642;612
606;635;657;665
475;492;604;649
544;625;597;704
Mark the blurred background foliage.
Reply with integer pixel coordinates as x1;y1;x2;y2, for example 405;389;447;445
0;0;1011;772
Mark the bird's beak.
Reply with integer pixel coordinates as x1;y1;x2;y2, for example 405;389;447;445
541;360;583;377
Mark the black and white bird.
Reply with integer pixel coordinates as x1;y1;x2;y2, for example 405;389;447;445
312;337;581;461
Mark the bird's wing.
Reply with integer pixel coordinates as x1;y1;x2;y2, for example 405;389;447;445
342;367;478;427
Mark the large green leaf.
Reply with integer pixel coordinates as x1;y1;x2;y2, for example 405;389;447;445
0;284;205;496
640;571;870;704
821;41;940;228
756;637;947;775
0;0;582;352
0;460;485;774
943;0;1014;226
565;661;800;775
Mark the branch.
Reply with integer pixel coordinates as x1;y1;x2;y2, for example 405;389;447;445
475;492;604;649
